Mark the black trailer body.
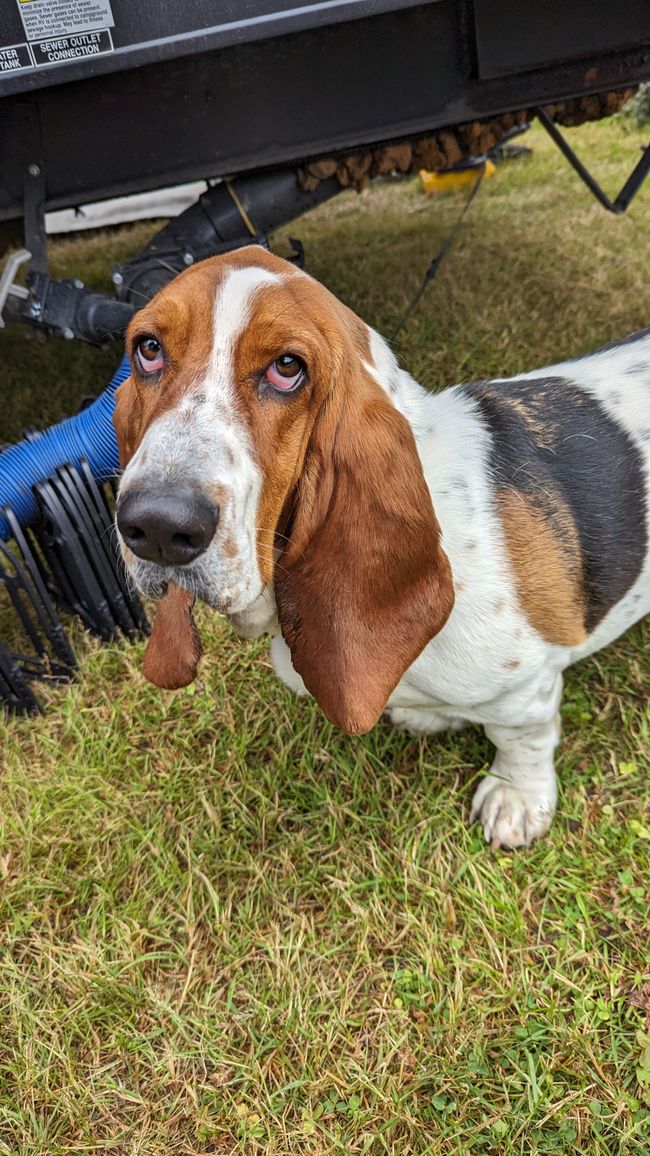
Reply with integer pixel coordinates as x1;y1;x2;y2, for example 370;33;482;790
1;1;650;225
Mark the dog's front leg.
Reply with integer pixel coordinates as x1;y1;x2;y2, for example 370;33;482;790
470;688;562;849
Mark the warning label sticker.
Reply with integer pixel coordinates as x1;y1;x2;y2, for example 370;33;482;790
18;0;114;41
31;28;113;66
0;42;33;72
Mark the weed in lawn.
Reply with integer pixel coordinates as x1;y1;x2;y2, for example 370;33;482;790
1;119;650;1153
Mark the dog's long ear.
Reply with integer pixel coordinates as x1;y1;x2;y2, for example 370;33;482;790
112;376;142;470
274;369;454;734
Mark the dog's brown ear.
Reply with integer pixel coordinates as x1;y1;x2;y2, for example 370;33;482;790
143;582;203;689
112;376;142;471
274;372;454;734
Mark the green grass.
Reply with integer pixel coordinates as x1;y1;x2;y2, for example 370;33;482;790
1;119;650;1154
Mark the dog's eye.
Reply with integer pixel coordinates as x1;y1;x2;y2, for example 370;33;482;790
135;336;164;374
265;355;305;393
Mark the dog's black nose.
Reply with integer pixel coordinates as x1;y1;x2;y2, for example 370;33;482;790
116;489;219;566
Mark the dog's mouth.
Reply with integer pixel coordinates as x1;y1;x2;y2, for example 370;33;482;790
135;562;267;691
122;544;267;690
126;555;261;616
126;556;206;601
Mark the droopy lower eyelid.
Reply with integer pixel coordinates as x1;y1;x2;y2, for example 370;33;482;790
265;358;306;391
134;338;165;375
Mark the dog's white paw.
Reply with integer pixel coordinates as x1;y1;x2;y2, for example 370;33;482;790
470;775;556;849
386;706;467;736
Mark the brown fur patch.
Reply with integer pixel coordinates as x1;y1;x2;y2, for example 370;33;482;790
113;265;219;468
497;488;586;647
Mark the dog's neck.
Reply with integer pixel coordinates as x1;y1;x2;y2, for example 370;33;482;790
362;325;445;444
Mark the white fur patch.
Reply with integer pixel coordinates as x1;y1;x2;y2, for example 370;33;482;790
207;263;280;400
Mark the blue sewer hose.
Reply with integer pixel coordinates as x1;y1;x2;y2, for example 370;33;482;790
0;354;130;540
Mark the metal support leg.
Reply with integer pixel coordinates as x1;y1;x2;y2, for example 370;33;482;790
536;107;650;214
24;161;48;272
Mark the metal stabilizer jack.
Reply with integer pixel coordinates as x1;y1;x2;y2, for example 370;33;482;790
0;462;147;713
536;107;650;214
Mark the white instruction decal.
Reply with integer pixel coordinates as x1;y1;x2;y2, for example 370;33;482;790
31;28;113;65
17;0;114;41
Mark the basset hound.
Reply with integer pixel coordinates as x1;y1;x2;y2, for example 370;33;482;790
113;245;650;850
